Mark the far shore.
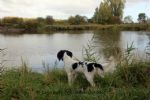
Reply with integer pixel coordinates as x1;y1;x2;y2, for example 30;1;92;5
0;23;150;34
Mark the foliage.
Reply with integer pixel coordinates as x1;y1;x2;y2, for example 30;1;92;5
116;62;150;86
138;13;147;23
46;16;55;25
124;16;133;24
54;20;68;25
36;17;45;24
22;19;42;32
123;42;135;64
82;41;100;63
0;16;150;33
98;2;112;24
0;19;3;26
147;18;150;24
1;17;23;26
92;7;99;23
0;48;7;98
92;0;125;24
68;15;88;25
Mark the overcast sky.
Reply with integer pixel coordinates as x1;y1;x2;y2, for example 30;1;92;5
0;0;150;22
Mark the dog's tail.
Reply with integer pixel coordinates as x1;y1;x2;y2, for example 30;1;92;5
101;56;116;73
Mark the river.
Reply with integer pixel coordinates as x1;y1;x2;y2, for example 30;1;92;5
0;30;150;71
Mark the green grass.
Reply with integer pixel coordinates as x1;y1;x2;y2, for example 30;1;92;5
1;61;150;100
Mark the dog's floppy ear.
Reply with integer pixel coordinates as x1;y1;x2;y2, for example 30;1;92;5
57;50;65;61
57;50;73;61
65;50;73;58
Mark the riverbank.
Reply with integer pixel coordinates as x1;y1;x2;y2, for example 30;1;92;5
1;61;150;100
0;24;150;34
45;24;150;31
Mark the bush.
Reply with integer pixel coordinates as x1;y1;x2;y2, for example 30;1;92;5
1;17;23;27
68;15;88;25
22;19;42;32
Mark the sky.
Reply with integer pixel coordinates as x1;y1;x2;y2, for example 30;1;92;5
0;0;150;22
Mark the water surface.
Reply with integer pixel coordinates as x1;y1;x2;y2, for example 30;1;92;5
0;31;150;71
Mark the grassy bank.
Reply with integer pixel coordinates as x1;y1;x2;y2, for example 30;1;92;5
45;24;150;31
1;61;150;100
0;23;150;34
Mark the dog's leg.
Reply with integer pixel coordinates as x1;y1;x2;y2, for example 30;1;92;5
67;72;73;86
72;72;77;84
97;69;104;78
84;72;95;87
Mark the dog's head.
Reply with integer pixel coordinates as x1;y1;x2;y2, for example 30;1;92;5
57;50;73;61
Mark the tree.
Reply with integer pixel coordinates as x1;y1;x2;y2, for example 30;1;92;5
92;0;125;24
138;13;146;23
36;17;46;27
45;16;55;25
108;0;125;17
0;19;2;26
88;18;93;23
92;7;99;23
23;19;40;32
98;2;112;24
68;15;87;25
2;17;23;26
124;16;133;23
147;18;150;24
68;16;76;25
37;17;45;23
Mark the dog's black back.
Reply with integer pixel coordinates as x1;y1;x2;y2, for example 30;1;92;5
86;63;103;72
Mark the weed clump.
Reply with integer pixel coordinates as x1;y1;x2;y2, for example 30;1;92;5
116;62;150;86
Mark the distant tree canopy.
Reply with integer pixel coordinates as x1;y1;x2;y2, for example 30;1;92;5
1;17;23;26
138;13;146;23
36;17;45;23
0;19;2;26
22;19;40;32
124;16;133;23
68;15;88;25
46;16;55;25
147;18;150;24
92;0;125;24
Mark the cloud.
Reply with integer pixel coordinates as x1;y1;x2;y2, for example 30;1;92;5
0;0;101;19
126;0;149;5
124;0;150;22
0;0;149;20
127;0;149;2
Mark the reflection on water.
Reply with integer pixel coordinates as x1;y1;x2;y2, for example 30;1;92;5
93;30;122;59
93;31;150;60
0;31;150;71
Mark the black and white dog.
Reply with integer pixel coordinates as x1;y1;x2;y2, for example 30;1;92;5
57;50;104;87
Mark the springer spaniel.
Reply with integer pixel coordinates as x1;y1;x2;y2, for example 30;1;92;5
57;50;104;87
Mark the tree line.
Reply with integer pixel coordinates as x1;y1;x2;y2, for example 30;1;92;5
0;15;88;27
0;0;150;28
